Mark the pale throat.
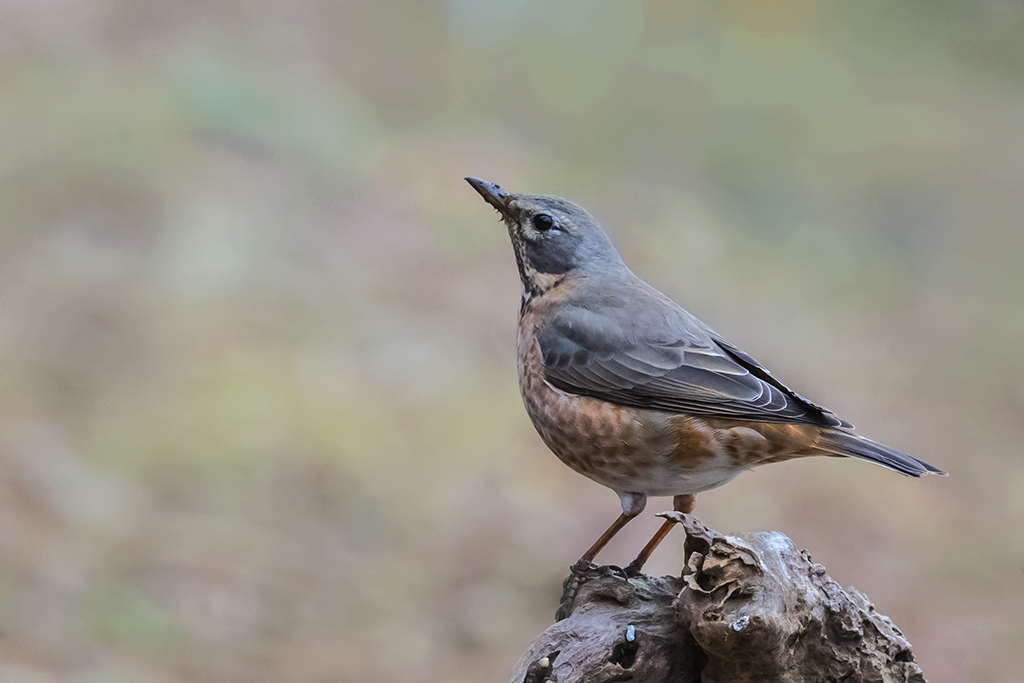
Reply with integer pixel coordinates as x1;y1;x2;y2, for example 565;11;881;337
521;265;565;301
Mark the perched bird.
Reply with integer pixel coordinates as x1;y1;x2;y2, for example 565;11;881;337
466;177;944;574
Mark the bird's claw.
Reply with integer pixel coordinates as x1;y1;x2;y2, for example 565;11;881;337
557;562;633;621
623;559;644;578
556;561;599;621
556;568;583;621
570;559;597;574
602;564;630;581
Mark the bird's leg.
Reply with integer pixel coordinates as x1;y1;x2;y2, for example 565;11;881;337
623;493;695;577
574;492;647;568
574;514;632;567
557;492;646;621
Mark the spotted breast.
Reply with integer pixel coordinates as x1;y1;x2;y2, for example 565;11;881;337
517;297;759;498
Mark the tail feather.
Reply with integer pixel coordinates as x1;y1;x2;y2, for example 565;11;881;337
817;431;946;477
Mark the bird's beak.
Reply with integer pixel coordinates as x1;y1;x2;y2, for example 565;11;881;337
466;177;515;220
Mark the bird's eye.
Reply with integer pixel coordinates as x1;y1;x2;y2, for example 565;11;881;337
533;214;555;232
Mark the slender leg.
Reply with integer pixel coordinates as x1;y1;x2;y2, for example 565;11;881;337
576;513;633;566
574;491;647;567
624;493;696;577
558;492;647;621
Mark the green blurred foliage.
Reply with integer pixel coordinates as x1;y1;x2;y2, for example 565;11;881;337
0;1;1022;682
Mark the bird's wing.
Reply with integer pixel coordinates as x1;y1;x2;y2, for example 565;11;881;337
536;287;849;428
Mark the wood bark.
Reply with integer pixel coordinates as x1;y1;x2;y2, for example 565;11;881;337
508;514;925;683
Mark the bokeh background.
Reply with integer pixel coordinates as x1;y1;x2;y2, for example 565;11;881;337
1;1;1022;681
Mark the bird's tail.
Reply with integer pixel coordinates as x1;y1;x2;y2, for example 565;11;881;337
816;430;946;477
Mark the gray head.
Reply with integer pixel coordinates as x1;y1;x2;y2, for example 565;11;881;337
466;177;627;297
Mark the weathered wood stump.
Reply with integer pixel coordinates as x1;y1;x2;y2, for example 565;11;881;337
508;514;925;683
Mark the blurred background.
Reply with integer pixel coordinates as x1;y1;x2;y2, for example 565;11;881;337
1;1;1022;681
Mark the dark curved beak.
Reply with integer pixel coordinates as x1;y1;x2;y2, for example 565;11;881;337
466;177;514;219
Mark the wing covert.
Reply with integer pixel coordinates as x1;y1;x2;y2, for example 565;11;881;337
537;292;846;428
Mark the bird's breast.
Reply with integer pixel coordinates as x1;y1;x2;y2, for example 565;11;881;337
516;305;734;495
514;299;827;496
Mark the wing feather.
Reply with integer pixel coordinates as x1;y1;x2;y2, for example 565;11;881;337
537;285;846;428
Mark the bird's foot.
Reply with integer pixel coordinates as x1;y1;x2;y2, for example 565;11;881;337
556;562;590;621
570;558;597;574
623;558;645;578
624;511;692;577
556;562;631;621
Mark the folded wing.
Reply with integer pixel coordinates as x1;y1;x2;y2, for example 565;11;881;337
537;285;850;428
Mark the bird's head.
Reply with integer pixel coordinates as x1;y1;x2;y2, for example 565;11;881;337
466;177;627;298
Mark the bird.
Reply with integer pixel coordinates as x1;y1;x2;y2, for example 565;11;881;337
466;177;945;575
